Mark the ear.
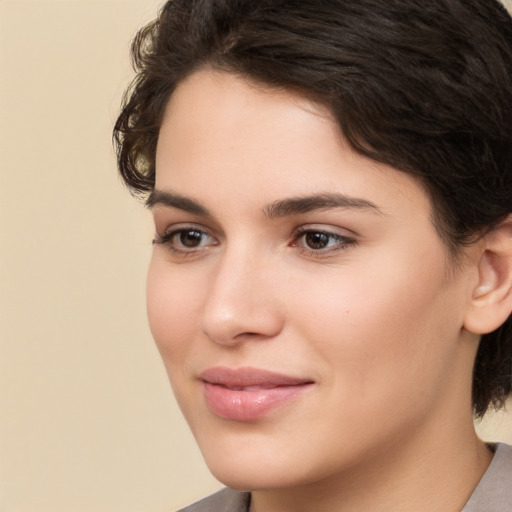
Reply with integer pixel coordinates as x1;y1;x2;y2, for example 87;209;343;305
464;215;512;335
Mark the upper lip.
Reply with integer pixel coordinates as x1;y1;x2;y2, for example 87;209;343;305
199;366;314;389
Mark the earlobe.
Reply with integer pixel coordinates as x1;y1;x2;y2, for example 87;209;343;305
464;217;512;335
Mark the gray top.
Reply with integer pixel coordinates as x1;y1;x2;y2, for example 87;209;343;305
462;443;512;511
178;487;249;512
178;443;512;512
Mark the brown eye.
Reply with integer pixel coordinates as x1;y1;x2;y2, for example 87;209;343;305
152;227;216;254
178;230;205;248
304;232;331;250
294;229;356;255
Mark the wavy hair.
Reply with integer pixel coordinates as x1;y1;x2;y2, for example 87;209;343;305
114;0;512;417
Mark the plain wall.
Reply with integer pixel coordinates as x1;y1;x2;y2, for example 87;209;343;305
0;1;511;511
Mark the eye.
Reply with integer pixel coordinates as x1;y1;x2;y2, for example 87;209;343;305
153;226;217;254
293;228;356;255
175;229;209;248
301;231;337;250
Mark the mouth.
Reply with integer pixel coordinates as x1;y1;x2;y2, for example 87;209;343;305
199;366;314;421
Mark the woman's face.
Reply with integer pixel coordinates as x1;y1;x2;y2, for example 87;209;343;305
148;70;478;490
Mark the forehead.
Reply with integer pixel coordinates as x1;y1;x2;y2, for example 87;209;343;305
155;70;431;222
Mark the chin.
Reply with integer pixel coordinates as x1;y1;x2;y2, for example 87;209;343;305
197;434;336;492
197;437;283;489
205;461;305;492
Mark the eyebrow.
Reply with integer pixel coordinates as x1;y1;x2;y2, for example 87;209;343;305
264;193;382;218
146;189;382;218
146;189;210;216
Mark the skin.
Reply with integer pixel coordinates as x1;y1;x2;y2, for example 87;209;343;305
147;69;493;512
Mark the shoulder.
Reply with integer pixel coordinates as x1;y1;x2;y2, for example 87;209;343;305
463;443;512;512
177;488;250;512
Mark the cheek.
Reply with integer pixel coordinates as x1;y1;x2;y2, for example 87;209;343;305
288;248;462;402
146;256;200;364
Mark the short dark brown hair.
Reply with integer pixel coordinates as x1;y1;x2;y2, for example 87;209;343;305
113;0;512;417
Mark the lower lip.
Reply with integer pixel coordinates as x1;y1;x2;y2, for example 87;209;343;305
203;382;312;421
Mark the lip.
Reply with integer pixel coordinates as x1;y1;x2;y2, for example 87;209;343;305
199;366;314;421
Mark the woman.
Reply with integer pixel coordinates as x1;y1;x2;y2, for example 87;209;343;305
114;1;512;510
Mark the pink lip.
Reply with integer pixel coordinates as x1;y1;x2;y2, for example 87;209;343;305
199;366;314;421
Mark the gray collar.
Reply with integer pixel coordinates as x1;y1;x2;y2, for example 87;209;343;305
462;443;512;512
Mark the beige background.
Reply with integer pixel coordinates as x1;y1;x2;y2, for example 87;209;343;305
1;1;511;511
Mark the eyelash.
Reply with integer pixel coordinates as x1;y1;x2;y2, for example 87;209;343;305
152;228;217;256
292;227;357;257
152;226;357;258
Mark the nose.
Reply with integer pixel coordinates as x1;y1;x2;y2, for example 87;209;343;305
200;247;284;346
